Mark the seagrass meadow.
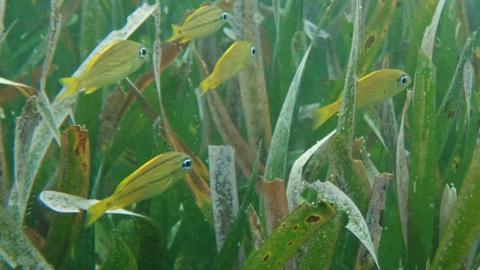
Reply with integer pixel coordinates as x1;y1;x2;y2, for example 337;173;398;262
1;0;480;269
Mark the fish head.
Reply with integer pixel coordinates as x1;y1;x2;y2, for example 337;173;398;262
119;40;149;71
356;69;413;108
165;152;193;176
367;69;412;95
231;40;256;64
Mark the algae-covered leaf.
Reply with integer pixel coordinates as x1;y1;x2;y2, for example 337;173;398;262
205;90;258;177
405;0;440;71
291;31;308;66
335;0;360;137
406;2;444;264
441;89;479;189
100;234;137;270
43;125;89;268
408;50;437;269
419;0;446;60
362;108;388;150
208;145;239;251
439;183;457;237
264;45;312;181
286;129;336;210
37;0;63;146
79;0;108;60
0;76;35;96
39;190;146;218
437;31;477;149
0;204;53;269
308;181;380;269
358;0;398;74
0;0;5;44
242;202;335;270
396;91;412;244
9;97;41;221
431;141;480;270
462;59;474;121
236;0;272;150
101;219;168;270
269;0;304;119
40;190;91;213
355;173;392;269
212;146;262;270
35;91;61;145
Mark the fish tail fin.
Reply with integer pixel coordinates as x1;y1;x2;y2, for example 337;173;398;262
167;24;182;42
312;101;340;130
85;198;112;227
199;77;215;94
58;77;80;100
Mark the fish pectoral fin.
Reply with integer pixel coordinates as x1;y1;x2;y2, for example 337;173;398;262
167;24;182;42
84;86;99;94
179;37;191;44
85;198;112;227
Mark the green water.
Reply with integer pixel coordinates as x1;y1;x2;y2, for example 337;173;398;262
0;0;479;269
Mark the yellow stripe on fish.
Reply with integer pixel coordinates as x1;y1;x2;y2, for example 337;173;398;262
199;40;257;93
312;69;412;129
58;40;147;100
167;3;228;43
85;151;192;226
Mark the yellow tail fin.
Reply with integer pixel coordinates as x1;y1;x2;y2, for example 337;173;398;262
312;100;340;129
58;77;80;100
85;198;112;227
167;24;183;42
199;77;215;94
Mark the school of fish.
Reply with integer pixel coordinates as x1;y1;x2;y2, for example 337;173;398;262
51;3;414;226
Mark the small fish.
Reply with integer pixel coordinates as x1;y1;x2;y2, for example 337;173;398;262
200;40;256;93
168;4;228;43
58;40;147;100
85;151;192;226
312;69;412;129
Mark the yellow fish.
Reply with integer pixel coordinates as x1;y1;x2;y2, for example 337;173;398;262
168;4;228;43
312;69;412;129
85;151;192;226
200;40;256;93
58;40;147;100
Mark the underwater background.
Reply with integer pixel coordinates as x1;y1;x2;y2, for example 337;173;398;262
1;0;480;269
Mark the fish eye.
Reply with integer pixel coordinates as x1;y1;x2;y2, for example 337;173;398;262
250;46;256;56
399;74;410;87
182;158;192;170
139;47;147;58
221;12;228;21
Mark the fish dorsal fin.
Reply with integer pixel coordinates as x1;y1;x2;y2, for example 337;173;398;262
184;3;216;24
